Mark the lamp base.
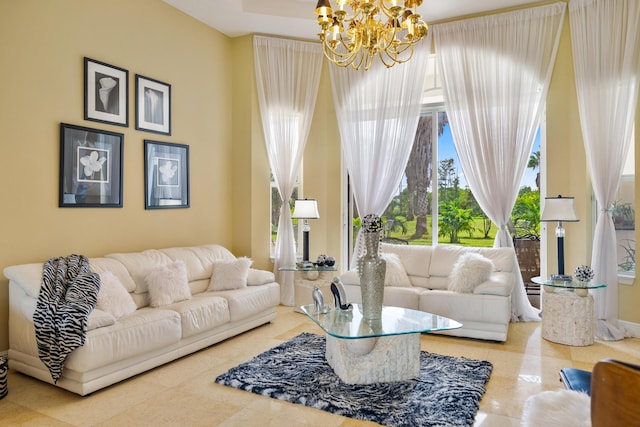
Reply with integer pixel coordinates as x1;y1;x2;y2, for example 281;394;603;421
551;274;573;283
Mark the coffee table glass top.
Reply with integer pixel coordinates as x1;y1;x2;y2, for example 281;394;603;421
278;265;338;272
531;276;606;290
301;304;462;339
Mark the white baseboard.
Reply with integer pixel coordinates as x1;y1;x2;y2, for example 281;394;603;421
621;320;640;338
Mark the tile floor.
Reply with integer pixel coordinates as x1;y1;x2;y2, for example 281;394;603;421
1;305;640;426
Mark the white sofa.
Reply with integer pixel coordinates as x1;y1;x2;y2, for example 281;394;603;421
3;244;280;395
340;243;516;342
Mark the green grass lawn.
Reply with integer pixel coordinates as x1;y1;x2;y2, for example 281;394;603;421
388;216;496;248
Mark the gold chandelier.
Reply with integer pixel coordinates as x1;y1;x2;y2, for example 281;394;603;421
315;0;428;71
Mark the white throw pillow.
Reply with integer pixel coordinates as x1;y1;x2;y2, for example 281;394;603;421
382;253;412;287
96;271;138;319
521;390;591;427
208;257;253;291
449;252;494;293
145;261;192;307
247;268;275;286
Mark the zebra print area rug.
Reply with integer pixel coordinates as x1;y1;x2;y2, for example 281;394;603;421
215;332;492;427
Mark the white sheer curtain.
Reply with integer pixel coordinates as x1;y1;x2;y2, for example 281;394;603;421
569;0;640;340
253;36;323;305
433;3;566;321
329;40;429;263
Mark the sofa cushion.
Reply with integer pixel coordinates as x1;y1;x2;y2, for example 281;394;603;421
419;290;512;325
208;257;252;291
336;255;411;288
106;250;173;293
166;294;230;338
247;268;275;286
96;271;137;319
145;261;192;307
475;247;516;272
381;243;432;280
89;258;137;292
340;270;359;286
381;253;412;287
449;252;494;293
429;245;467;278
473;272;514;297
64;308;182;373
381;287;424;309
160;244;236;281
211;282;280;322
87;308;116;331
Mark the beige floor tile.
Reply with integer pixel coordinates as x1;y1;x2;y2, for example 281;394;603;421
473;412;521;427
2;304;639;426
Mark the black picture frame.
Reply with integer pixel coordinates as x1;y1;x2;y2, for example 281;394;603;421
59;123;124;208
84;57;129;127
144;140;189;209
136;75;171;135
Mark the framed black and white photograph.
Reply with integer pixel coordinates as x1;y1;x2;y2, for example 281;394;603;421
84;57;129;127
59;123;124;207
144;140;189;209
136;75;171;135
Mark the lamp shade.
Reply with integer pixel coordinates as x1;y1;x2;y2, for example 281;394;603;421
292;199;320;219
540;195;579;222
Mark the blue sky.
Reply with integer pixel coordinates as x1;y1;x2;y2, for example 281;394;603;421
437;122;540;190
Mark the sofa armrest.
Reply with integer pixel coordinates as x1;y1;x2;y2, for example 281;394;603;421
473;272;514;297
4;263;44;299
340;270;360;286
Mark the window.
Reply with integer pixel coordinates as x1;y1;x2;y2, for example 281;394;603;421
613;127;635;281
270;173;301;259
347;107;541;252
346;55;541;268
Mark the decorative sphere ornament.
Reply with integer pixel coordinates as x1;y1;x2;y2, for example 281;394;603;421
325;256;336;267
574;265;594;283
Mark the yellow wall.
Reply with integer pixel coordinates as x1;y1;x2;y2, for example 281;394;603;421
620;85;640;324
0;0;235;349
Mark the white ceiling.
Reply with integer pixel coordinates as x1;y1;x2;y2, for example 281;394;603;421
163;0;546;41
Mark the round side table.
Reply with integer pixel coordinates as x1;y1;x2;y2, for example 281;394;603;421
279;265;338;313
531;277;606;346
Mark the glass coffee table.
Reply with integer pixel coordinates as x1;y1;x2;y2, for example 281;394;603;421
301;303;462;384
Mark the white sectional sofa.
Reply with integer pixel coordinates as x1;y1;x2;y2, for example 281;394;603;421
3;244;280;395
340;243;516;342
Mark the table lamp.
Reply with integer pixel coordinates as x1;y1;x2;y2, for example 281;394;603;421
540;195;579;281
292;199;320;262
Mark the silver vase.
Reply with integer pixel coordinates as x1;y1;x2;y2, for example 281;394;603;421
358;232;386;320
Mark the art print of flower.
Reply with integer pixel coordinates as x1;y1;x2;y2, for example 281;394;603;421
77;146;109;183
80;150;107;178
159;160;177;184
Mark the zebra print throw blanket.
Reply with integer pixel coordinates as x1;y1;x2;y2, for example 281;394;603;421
34;254;100;383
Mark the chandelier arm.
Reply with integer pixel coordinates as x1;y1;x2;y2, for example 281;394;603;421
322;38;360;68
379;45;414;66
323;31;362;62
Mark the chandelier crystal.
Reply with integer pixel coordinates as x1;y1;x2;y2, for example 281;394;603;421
315;0;428;71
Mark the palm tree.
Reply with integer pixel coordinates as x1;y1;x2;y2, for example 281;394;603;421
405;116;433;236
528;150;540;190
405;112;449;239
